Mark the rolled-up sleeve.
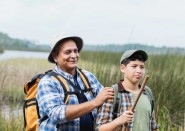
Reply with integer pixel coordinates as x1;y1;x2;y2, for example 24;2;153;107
36;76;67;124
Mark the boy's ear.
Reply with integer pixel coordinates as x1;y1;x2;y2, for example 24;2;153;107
120;64;125;73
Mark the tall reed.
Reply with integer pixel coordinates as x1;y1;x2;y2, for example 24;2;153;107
0;51;184;130
0;111;23;131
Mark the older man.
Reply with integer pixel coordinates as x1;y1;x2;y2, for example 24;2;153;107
36;32;114;131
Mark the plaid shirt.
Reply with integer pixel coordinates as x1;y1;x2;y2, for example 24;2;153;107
36;66;103;131
96;80;152;131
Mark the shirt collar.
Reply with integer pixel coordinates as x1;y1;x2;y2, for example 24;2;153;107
118;80;144;92
54;66;78;80
118;80;127;92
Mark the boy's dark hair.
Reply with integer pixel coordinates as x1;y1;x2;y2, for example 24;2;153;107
121;53;146;66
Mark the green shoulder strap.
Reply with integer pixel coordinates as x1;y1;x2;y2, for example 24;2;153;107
112;85;154;120
144;86;154;115
112;84;122;119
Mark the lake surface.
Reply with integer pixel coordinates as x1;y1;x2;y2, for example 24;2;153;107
0;50;49;119
0;50;49;60
0;105;22;120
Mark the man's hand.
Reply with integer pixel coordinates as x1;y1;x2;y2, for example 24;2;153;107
92;87;114;107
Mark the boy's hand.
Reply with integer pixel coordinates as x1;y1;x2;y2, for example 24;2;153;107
117;110;134;125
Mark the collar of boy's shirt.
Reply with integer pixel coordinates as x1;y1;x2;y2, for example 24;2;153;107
118;80;144;92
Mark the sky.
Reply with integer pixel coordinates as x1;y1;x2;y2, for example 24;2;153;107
0;0;185;48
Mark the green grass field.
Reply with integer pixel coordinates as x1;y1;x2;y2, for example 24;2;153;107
0;51;184;130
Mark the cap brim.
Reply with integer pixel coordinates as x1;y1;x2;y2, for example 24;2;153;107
48;36;83;63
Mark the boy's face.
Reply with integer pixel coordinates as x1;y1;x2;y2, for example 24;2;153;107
120;60;145;84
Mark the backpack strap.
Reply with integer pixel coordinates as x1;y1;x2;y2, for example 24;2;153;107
47;71;71;104
39;70;93;126
48;69;93;104
112;84;122;120
38;71;71;125
77;68;94;97
144;86;154;116
59;74;89;101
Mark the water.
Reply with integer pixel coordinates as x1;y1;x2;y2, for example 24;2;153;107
0;105;22;120
0;50;49;60
0;50;49;119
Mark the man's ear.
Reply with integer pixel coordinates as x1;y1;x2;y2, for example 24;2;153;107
52;52;57;63
54;59;57;63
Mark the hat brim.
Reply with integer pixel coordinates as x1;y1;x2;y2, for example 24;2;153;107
48;36;83;63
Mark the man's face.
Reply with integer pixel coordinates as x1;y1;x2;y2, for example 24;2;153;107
55;40;79;74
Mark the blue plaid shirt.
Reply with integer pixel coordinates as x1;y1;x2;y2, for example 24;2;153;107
36;66;103;131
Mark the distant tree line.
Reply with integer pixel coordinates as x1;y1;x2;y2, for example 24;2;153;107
0;32;185;55
0;32;50;52
83;43;185;55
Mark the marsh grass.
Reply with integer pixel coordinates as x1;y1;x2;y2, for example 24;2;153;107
0;48;4;53
147;54;185;129
0;58;54;102
0;111;23;131
0;51;184;130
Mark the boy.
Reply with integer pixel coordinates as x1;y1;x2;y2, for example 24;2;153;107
96;50;157;131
